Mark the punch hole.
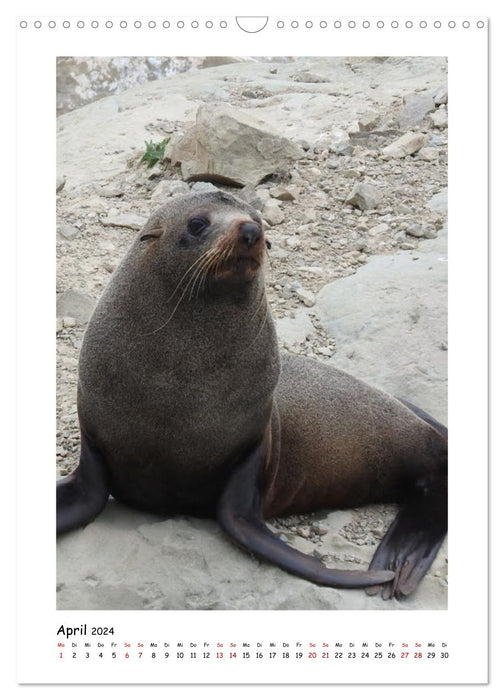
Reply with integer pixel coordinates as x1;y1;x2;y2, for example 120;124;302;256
63;20;70;28
291;21;299;28
391;21;399;28
77;21;84;28
191;21;199;28
120;21;127;29
462;21;470;28
148;21;156;28
91;21;99;28
134;21;142;28
34;20;42;28
177;21;185;28
49;21;56;28
20;20;28;28
477;20;485;28
420;21;427;28
363;21;370;29
319;21;327;28
405;20;413;28
105;21;113;28
348;21;356;29
235;17;266;32
277;21;284;28
434;21;442;28
305;21;313;28
163;21;171;28
377;21;384;28
220;20;228;28
334;21;342;28
448;21;455;28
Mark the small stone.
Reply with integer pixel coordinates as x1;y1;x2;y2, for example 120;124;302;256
146;164;164;179
440;341;448;351
429;107;448;129
296;526;311;538
382;132;426;159
357;111;380;131
269;185;300;201
417;147;439;162
433;87;448;106
102;213;146;231
295;288;316;307
400;241;416;250
309;241;321;250
57;223;79;241
406;223;425;238
334;142;354;157
62;317;76;327
100;187;123;198
57;290;96;324
191;182;219;194
312;524;328;536
262;200;284;226
56;176;66;193
397;203;414;215
340;169;361;179
318;346;333;357
306;167;322;178
239;185;263;210
345;183;383;210
256;189;271;203
56;318;63;333
285;236;301;249
368;223;389;236
107;207;119;217
301;208;317;224
151;180;184;205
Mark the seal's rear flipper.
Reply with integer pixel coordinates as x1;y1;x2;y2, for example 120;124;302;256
366;497;447;600
218;443;395;589
57;431;110;535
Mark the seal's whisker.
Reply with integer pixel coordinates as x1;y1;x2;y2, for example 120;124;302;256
142;250;216;335
190;249;222;300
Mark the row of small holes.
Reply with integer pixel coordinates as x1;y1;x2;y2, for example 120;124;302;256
19;19;486;29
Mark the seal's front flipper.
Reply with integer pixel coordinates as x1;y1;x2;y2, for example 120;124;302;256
218;444;395;589
57;431;109;535
366;495;447;600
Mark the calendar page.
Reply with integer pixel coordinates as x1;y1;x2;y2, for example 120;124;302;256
15;0;488;687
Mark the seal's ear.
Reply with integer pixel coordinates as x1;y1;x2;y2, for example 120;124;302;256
140;225;163;242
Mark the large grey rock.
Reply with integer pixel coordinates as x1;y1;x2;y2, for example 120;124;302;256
316;229;447;423
169;103;304;187
397;92;435;129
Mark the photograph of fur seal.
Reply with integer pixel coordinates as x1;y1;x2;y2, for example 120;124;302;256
57;191;447;601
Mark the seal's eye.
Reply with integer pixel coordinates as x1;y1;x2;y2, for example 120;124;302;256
188;217;209;236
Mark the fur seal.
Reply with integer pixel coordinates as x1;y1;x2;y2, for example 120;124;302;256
57;191;447;599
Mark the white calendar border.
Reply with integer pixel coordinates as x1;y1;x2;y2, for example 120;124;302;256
13;3;488;687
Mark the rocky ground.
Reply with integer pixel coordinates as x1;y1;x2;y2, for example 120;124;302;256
56;56;448;610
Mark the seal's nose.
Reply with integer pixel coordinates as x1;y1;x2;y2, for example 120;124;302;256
240;221;262;248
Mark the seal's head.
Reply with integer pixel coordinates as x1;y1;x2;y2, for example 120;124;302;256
137;191;267;287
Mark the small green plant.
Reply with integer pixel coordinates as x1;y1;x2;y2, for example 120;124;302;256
140;138;170;168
